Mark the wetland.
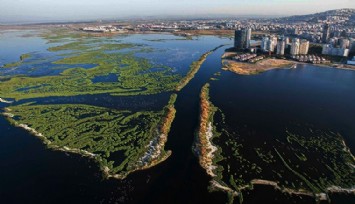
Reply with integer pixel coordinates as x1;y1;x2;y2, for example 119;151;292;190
0;28;354;204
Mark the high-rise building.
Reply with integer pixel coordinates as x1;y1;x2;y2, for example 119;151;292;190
271;36;278;48
277;39;286;55
299;40;309;55
322;44;349;57
322;24;330;43
261;37;269;52
234;28;252;49
246;28;252;48
267;39;275;52
290;38;300;56
350;39;355;56
339;39;350;49
234;30;242;49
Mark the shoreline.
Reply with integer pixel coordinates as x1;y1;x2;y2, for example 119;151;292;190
223;58;355;76
194;83;240;201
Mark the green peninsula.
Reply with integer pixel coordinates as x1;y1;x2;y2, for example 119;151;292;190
4;94;177;178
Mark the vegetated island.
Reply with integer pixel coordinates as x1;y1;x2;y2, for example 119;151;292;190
194;84;355;204
3;94;177;179
175;45;224;91
193;83;239;203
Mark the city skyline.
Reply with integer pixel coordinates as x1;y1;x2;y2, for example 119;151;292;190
0;0;354;23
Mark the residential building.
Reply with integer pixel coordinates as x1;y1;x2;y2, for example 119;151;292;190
322;44;349;56
299;39;310;55
322;24;330;43
291;38;300;56
261;37;269;52
246;28;252;48
234;29;251;49
339;39;350;49
277;39;285;55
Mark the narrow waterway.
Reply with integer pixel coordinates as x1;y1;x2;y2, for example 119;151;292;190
127;45;230;203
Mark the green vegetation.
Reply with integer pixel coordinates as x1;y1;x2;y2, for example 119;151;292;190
40;28;96;43
0;29;186;179
47;41;90;52
284;129;355;190
196;86;355;201
175;45;224;91
20;53;31;61
0;42;180;100
207;115;355;202
2;53;31;68
5;99;177;178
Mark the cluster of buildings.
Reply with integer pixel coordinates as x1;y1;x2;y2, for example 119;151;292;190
233;53;264;63
234;23;355;64
234;28;252;49
235;29;310;56
291;55;330;64
321;24;354;57
80;25;122;32
233;53;257;62
290;38;310;56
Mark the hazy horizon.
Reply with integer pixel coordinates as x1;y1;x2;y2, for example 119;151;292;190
1;0;354;24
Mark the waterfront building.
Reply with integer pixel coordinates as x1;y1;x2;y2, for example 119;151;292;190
261;37;269;52
271;36;278;48
322;44;349;57
276;39;285;55
339;39;350;49
322;24;330;43
267;39;275;52
234;30;243;49
299;39;310;55
347;56;355;65
234;28;252;49
247;28;252;48
290;38;300;56
350;39;355;55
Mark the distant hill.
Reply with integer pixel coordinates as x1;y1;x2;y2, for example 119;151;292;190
272;8;355;25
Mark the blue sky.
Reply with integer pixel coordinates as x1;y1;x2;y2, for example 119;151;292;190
1;0;354;22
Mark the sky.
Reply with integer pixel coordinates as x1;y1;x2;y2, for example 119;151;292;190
0;0;354;23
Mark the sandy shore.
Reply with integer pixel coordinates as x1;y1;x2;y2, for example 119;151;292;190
223;59;295;75
223;58;355;76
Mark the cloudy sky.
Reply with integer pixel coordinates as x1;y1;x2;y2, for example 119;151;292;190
1;0;354;22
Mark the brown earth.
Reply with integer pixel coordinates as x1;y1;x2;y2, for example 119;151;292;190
223;58;295;75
